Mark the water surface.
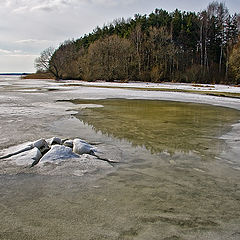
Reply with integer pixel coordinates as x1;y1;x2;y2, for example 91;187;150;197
73;98;239;156
1;77;240;240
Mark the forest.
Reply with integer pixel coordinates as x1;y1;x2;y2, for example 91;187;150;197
35;1;240;84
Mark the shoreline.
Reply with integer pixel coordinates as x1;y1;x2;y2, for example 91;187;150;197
1;76;240;239
59;80;240;170
1;76;240;171
61;80;240;93
54;79;240;110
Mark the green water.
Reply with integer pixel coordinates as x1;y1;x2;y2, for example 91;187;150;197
73;99;239;157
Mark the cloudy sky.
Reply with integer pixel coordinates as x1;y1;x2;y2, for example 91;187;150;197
0;0;239;73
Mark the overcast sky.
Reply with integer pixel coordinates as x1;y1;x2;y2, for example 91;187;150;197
0;0;239;73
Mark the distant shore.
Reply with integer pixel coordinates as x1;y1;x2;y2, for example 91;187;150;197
22;72;54;79
22;73;240;99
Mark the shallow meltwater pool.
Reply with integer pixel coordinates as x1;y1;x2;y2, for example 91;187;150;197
73;99;240;156
1;98;240;240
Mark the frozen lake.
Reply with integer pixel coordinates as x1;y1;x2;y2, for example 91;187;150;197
0;76;240;240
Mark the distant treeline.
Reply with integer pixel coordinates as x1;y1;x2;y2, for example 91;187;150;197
35;1;240;84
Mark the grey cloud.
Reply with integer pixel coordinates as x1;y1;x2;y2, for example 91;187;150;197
30;5;57;12
0;54;37;72
12;6;28;13
5;0;73;13
6;0;137;13
0;48;33;56
0;49;12;54
6;54;38;57
15;39;53;44
90;0;136;6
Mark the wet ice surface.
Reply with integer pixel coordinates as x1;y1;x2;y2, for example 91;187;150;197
63;80;240;93
0;76;240;240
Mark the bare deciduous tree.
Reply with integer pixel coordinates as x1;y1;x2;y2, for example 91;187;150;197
35;47;63;79
35;47;55;73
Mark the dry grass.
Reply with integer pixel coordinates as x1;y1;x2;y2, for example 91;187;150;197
22;72;54;79
192;84;215;88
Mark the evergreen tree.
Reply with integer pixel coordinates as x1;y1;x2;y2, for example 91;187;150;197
43;1;239;83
